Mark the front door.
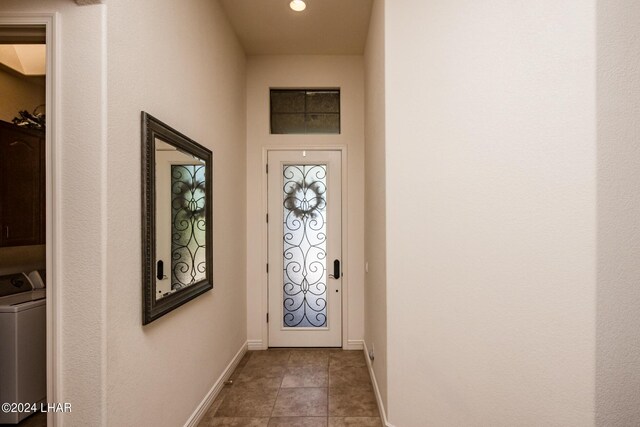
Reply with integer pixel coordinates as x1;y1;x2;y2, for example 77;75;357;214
267;150;342;347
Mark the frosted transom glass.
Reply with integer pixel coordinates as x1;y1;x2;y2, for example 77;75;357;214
282;164;328;327
270;89;340;134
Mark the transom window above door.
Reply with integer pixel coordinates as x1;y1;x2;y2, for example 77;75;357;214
270;89;340;134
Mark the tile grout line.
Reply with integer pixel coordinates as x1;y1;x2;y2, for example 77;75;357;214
326;354;331;420
268;350;289;421
327;364;330;421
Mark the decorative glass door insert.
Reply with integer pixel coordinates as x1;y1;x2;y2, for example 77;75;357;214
171;164;206;290
282;164;328;327
155;144;207;300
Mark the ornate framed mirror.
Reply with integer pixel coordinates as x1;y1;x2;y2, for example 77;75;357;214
141;112;213;324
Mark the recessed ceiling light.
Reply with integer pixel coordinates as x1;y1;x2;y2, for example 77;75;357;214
289;0;306;12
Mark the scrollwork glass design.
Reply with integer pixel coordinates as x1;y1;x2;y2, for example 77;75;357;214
171;165;206;290
282;164;327;327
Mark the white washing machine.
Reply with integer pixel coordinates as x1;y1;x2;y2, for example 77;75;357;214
0;289;46;424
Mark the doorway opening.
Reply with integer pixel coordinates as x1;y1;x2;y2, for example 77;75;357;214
0;15;59;427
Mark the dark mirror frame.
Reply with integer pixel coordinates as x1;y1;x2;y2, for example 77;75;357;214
141;112;213;325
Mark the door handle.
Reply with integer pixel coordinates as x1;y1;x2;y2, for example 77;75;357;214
157;260;164;280
330;259;340;279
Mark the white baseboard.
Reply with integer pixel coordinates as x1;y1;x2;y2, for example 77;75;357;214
184;341;248;427
363;341;395;427
247;339;266;350
345;339;364;350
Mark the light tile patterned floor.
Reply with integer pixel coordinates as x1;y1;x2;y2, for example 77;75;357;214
198;349;382;427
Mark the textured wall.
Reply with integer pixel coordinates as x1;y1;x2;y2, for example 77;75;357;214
385;1;596;425
363;0;388;413
106;1;247;426
1;2;108;425
246;55;365;349
596;0;640;425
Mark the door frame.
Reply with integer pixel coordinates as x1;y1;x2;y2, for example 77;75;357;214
0;12;61;426
261;145;349;349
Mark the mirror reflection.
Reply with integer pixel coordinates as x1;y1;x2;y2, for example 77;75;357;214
155;138;207;300
142;112;212;324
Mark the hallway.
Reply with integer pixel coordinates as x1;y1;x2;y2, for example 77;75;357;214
1;0;638;425
198;349;381;426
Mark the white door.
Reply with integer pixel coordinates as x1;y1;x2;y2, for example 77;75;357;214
268;150;342;347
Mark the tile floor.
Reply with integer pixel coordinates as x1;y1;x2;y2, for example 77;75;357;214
198;349;382;427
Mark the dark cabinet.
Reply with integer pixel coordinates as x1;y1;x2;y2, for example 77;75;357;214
0;120;45;247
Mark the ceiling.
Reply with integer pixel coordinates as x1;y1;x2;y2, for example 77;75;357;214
0;45;46;76
219;0;373;55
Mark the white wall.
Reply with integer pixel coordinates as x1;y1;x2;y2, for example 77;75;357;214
246;55;365;349
385;1;596;425
1;2;107;425
106;1;247;426
596;0;640;425
0;68;44;123
363;0;388;413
